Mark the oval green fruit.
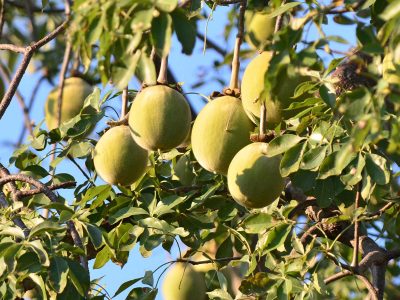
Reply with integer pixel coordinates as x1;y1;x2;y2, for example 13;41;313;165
245;10;275;50
129;85;192;151
162;263;206;300
93;125;148;186
241;52;310;127
191;96;254;175
45;77;93;130
227;142;284;208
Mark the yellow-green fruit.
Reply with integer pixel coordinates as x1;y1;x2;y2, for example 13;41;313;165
245;11;275;50
45;77;93;130
174;154;195;186
227;142;284;208
191;96;254;175
382;52;400;85
93;125;148;186
162;263;206;300
241;52;310;127
129;85;192;151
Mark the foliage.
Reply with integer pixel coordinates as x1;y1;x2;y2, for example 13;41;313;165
0;0;400;300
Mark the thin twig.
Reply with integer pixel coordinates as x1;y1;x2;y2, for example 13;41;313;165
0;63;33;135
196;33;227;56
24;0;37;40
0;18;69;119
0;44;25;53
352;184;361;267
324;270;352;284
0;1;5;40
15;181;76;197
176;256;242;265
5;0;65;13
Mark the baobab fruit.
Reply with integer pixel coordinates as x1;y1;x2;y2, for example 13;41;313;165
245;10;275;50
162;263;206;300
241;52;309;127
93;125;148;186
45;77;93;130
191;96;254;175
227;142;284;208
129;85;191;151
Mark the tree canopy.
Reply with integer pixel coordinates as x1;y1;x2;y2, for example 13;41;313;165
0;0;400;299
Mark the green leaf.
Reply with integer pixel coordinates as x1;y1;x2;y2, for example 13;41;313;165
341;153;365;186
314;177;344;208
242;213;272;234
280;142;306;177
172;9;197;55
93;246;112;269
0;226;26;240
67;259;90;296
49;256;69;293
29;273;48;300
126;287;157;300
26;240;50;267
142;270;154;287
155;0;178;12
267;135;304;157
151;12;172;57
319;85;335;108
29;221;64;238
113;50;141;90
136;53;157;86
68;141;93;158
301;145;328;170
365;153;390;185
85;223;103;250
380;0;400;20
207;289;233;300
261;223;292;253
265;2;301;18
114;278;143;297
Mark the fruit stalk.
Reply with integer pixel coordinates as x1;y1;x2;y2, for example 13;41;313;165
228;0;246;90
121;86;128;120
157;55;169;85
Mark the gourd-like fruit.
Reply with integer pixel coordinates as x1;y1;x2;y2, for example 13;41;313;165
227;142;284;208
93;125;148;186
382;52;400;85
129;85;192;151
174;154;195;186
45;77;93;130
191;96;254;175
241;52;310;127
162;263;206;300
245;10;275;50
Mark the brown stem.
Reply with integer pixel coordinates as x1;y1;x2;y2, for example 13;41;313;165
157;56;168;84
324;270;352;284
351;184;361;267
0;63;33;135
5;0;65;13
0;44;25;53
0;0;5;40
228;0;246;91
176;256;242;265
24;0;37;40
0;18;69;119
15;181;76;198
121;86;128;119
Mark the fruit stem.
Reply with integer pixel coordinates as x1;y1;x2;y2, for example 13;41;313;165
228;0;246;91
157;55;169;85
260;102;266;135
121;86;128;120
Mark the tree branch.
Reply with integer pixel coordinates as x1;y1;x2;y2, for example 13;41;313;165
0;18;69;119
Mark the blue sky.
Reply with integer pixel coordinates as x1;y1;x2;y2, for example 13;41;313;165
0;2;359;299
